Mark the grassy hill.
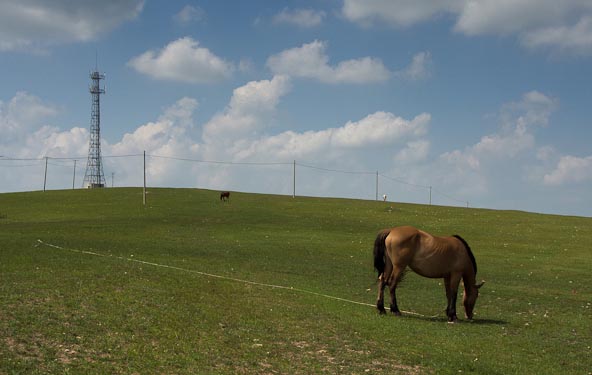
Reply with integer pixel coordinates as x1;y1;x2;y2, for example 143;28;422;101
1;188;590;374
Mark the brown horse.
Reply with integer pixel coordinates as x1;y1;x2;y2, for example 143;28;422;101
373;226;484;322
220;191;230;201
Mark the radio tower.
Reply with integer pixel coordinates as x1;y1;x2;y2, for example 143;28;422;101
83;66;106;188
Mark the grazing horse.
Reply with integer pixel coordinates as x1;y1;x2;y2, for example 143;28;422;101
220;191;230;202
373;226;484;322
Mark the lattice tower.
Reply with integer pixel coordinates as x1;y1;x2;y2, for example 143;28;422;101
83;70;106;188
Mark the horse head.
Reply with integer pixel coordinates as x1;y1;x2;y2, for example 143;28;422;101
463;281;485;320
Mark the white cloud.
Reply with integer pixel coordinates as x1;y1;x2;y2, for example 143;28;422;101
0;92;90;191
127;37;234;83
441;91;557;168
232;112;430;161
202;75;292;145
500;90;558;132
453;0;587;36
396;51;433;80
272;8;326;28
543;155;592;186
342;0;592;55
332;112;428;147
174;5;205;25
37;126;89;158
342;0;463;28
111;97;199;156
394;140;430;163
0;92;59;145
0;0;143;52
455;2;592;54
3;84;588;214
521;16;592;54
429;90;559;204
107;97;202;186
266;40;391;83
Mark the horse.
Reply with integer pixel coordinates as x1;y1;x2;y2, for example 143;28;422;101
220;191;230;202
373;226;484;322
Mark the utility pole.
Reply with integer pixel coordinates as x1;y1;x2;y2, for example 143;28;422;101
143;151;147;206
375;171;379;201
72;160;77;189
43;157;48;192
292;160;296;198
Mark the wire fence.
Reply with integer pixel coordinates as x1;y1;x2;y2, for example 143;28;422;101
0;153;469;208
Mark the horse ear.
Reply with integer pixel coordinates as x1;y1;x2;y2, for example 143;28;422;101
476;280;485;289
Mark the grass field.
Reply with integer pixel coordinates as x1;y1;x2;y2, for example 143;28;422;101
1;188;591;374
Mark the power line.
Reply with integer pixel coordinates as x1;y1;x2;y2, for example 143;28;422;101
0;163;42;168
379;173;430;190
432;188;469;206
297;162;375;175
0;153;471;208
149;154;291;166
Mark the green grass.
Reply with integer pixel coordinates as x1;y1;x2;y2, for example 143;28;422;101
1;188;591;374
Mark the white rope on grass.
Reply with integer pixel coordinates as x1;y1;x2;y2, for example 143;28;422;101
36;239;436;318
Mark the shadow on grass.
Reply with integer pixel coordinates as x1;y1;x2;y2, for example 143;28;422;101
390;313;507;325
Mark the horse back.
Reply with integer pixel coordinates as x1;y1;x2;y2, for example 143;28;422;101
385;226;472;279
384;226;422;265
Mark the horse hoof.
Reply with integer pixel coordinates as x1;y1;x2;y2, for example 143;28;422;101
392;311;402;317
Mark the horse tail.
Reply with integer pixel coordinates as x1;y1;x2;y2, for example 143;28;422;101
373;229;390;277
453;235;477;276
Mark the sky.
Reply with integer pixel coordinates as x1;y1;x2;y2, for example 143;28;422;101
0;0;591;217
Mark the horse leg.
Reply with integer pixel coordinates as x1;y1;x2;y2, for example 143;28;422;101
376;261;392;314
376;274;387;314
445;273;462;323
388;266;406;316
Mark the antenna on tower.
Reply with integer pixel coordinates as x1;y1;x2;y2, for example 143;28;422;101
82;60;106;188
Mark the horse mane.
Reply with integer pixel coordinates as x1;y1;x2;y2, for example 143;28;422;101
453;235;477;276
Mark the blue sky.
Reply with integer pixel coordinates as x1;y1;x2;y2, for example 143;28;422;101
1;0;591;217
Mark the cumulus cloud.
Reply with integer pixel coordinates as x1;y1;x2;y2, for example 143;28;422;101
106;97;202;186
342;0;463;28
544;155;592;186
174;5;205;25
272;8;326;28
4;84;587;214
332;112;428;147
342;0;592;55
396;51;433;80
128;37;235;83
0;92;90;191
0;92;59;141
231;112;430;161
201;75;292;145
521;16;592;54
111;97;199;155
409;90;565;206
394;140;430;163
0;0;143;52
266;40;391;83
440;91;557;172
